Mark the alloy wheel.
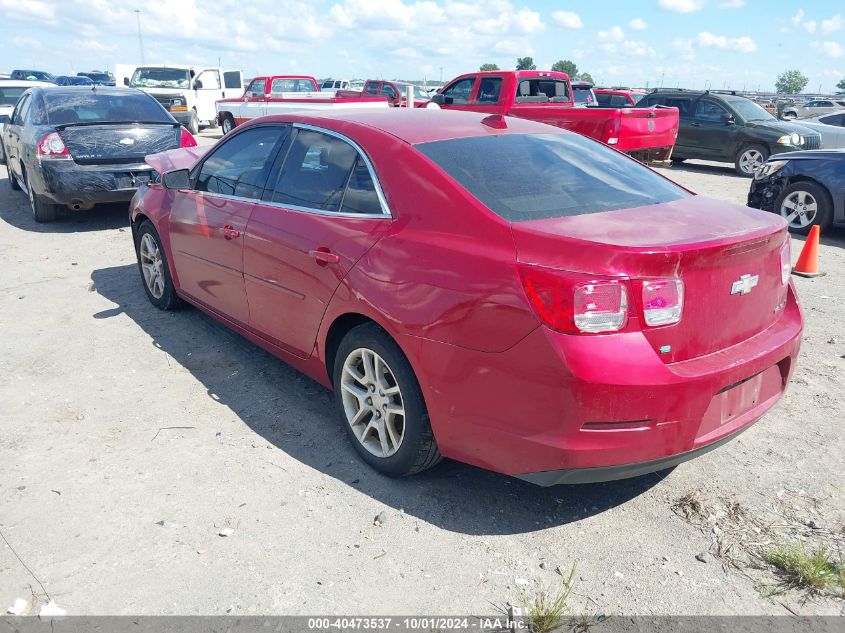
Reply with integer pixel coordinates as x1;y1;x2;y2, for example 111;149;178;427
340;347;405;458
780;190;818;229
738;149;765;175
139;233;165;299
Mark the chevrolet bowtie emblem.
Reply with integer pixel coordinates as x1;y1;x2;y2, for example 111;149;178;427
730;274;759;295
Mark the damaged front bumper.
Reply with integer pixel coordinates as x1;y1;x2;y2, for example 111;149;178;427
747;174;787;212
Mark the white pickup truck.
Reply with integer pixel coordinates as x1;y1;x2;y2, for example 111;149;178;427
117;64;243;134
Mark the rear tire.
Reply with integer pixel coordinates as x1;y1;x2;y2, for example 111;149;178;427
333;323;442;478
775;181;833;235
187;109;199;135
671;157;686;165
24;171;59;222
134;220;181;310
734;144;769;177
7;163;21;191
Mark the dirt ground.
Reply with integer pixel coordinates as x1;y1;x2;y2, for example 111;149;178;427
1;132;843;618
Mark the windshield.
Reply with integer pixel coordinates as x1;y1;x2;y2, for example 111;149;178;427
416;133;688;222
730;98;775;122
64;77;93;85
43;92;173;124
0;87;27;106
572;86;595;104
130;68;191;89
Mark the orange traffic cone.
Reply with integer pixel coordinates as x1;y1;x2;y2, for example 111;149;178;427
792;225;826;278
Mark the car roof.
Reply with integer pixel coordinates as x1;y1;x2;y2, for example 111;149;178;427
30;86;147;98
250;108;571;145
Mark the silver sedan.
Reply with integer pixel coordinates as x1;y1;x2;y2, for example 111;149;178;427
791;112;845;149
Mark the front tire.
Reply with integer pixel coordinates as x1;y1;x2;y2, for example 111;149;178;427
333;323;442;478
775;181;833;235
134;220;180;310
186;109;199;135
221;114;235;135
735;144;768;177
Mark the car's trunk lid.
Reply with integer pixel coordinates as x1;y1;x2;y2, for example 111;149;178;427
56;123;181;165
512;196;790;362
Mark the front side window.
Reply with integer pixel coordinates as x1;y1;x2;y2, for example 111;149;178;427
441;77;476;104
246;79;266;97
380;84;397;99
195;126;286;199
416;133;688;222
272;129;382;214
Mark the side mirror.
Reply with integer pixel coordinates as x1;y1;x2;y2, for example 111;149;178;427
722;113;735;125
193;80;203;90
162;169;191;190
123;77;130;86
0;114;10;125
430;93;446;106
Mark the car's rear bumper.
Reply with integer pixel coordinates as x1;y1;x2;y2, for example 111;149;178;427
34;160;155;207
407;283;802;484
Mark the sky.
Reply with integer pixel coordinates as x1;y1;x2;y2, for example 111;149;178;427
0;0;843;92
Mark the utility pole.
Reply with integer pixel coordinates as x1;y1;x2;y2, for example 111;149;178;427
134;9;145;64
439;66;443;83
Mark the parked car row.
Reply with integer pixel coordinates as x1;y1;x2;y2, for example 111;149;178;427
9;69;116;85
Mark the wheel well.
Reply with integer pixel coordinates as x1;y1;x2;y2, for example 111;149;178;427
324;313;379;377
785;176;833;203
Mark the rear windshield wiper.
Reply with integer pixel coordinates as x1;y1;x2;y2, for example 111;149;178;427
52;120;178;129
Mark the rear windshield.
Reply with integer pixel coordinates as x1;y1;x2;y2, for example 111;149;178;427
43;92;172;125
415;133;688;222
572;86;595;104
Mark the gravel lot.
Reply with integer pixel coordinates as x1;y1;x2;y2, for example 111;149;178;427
1;131;843;617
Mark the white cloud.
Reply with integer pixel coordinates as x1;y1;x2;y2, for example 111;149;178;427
658;0;705;13
822;14;843;34
0;0;54;19
629;17;648;30
623;40;656;57
697;31;757;53
597;25;625;42
671;38;696;61
72;39;116;53
803;20;817;33
812;41;844;58
790;9;804;25
12;35;42;49
718;0;744;7
552;10;583;29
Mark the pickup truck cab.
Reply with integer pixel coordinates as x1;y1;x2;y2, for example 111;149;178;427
215;75;388;134
337;79;430;107
431;71;679;162
122;64;243;134
595;89;646;107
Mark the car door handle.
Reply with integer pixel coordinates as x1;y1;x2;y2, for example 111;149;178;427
309;249;340;265
222;225;241;240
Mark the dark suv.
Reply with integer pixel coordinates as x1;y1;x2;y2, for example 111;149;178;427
640;89;821;176
10;70;55;82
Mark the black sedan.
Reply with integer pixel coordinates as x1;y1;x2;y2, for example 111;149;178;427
748;149;845;234
0;86;196;222
55;75;94;86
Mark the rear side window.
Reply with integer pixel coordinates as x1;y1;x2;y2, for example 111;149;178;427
341;157;382;214
271;78;314;93
195;126;285;199
272;129;359;212
476;77;502;104
416;133;688;222
223;71;242;89
819;113;845;126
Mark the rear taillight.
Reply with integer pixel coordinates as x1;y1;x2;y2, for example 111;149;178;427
641;279;684;327
180;126;197;148
603;117;621;146
37;131;71;160
780;238;791;285
518;265;628;334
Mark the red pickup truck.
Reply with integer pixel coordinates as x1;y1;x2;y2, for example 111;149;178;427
430;71;678;162
215;75;387;134
337;79;430;107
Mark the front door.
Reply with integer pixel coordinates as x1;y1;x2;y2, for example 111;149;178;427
168;124;288;325
689;99;736;159
244;126;392;358
240;78;268;123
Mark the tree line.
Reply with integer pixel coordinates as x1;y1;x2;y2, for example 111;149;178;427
479;58;593;84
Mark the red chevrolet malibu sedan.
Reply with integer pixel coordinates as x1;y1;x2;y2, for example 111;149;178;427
130;109;802;485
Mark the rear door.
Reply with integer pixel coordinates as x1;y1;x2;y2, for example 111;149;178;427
168;125;288;324
3;92;32;179
243;125;392;357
